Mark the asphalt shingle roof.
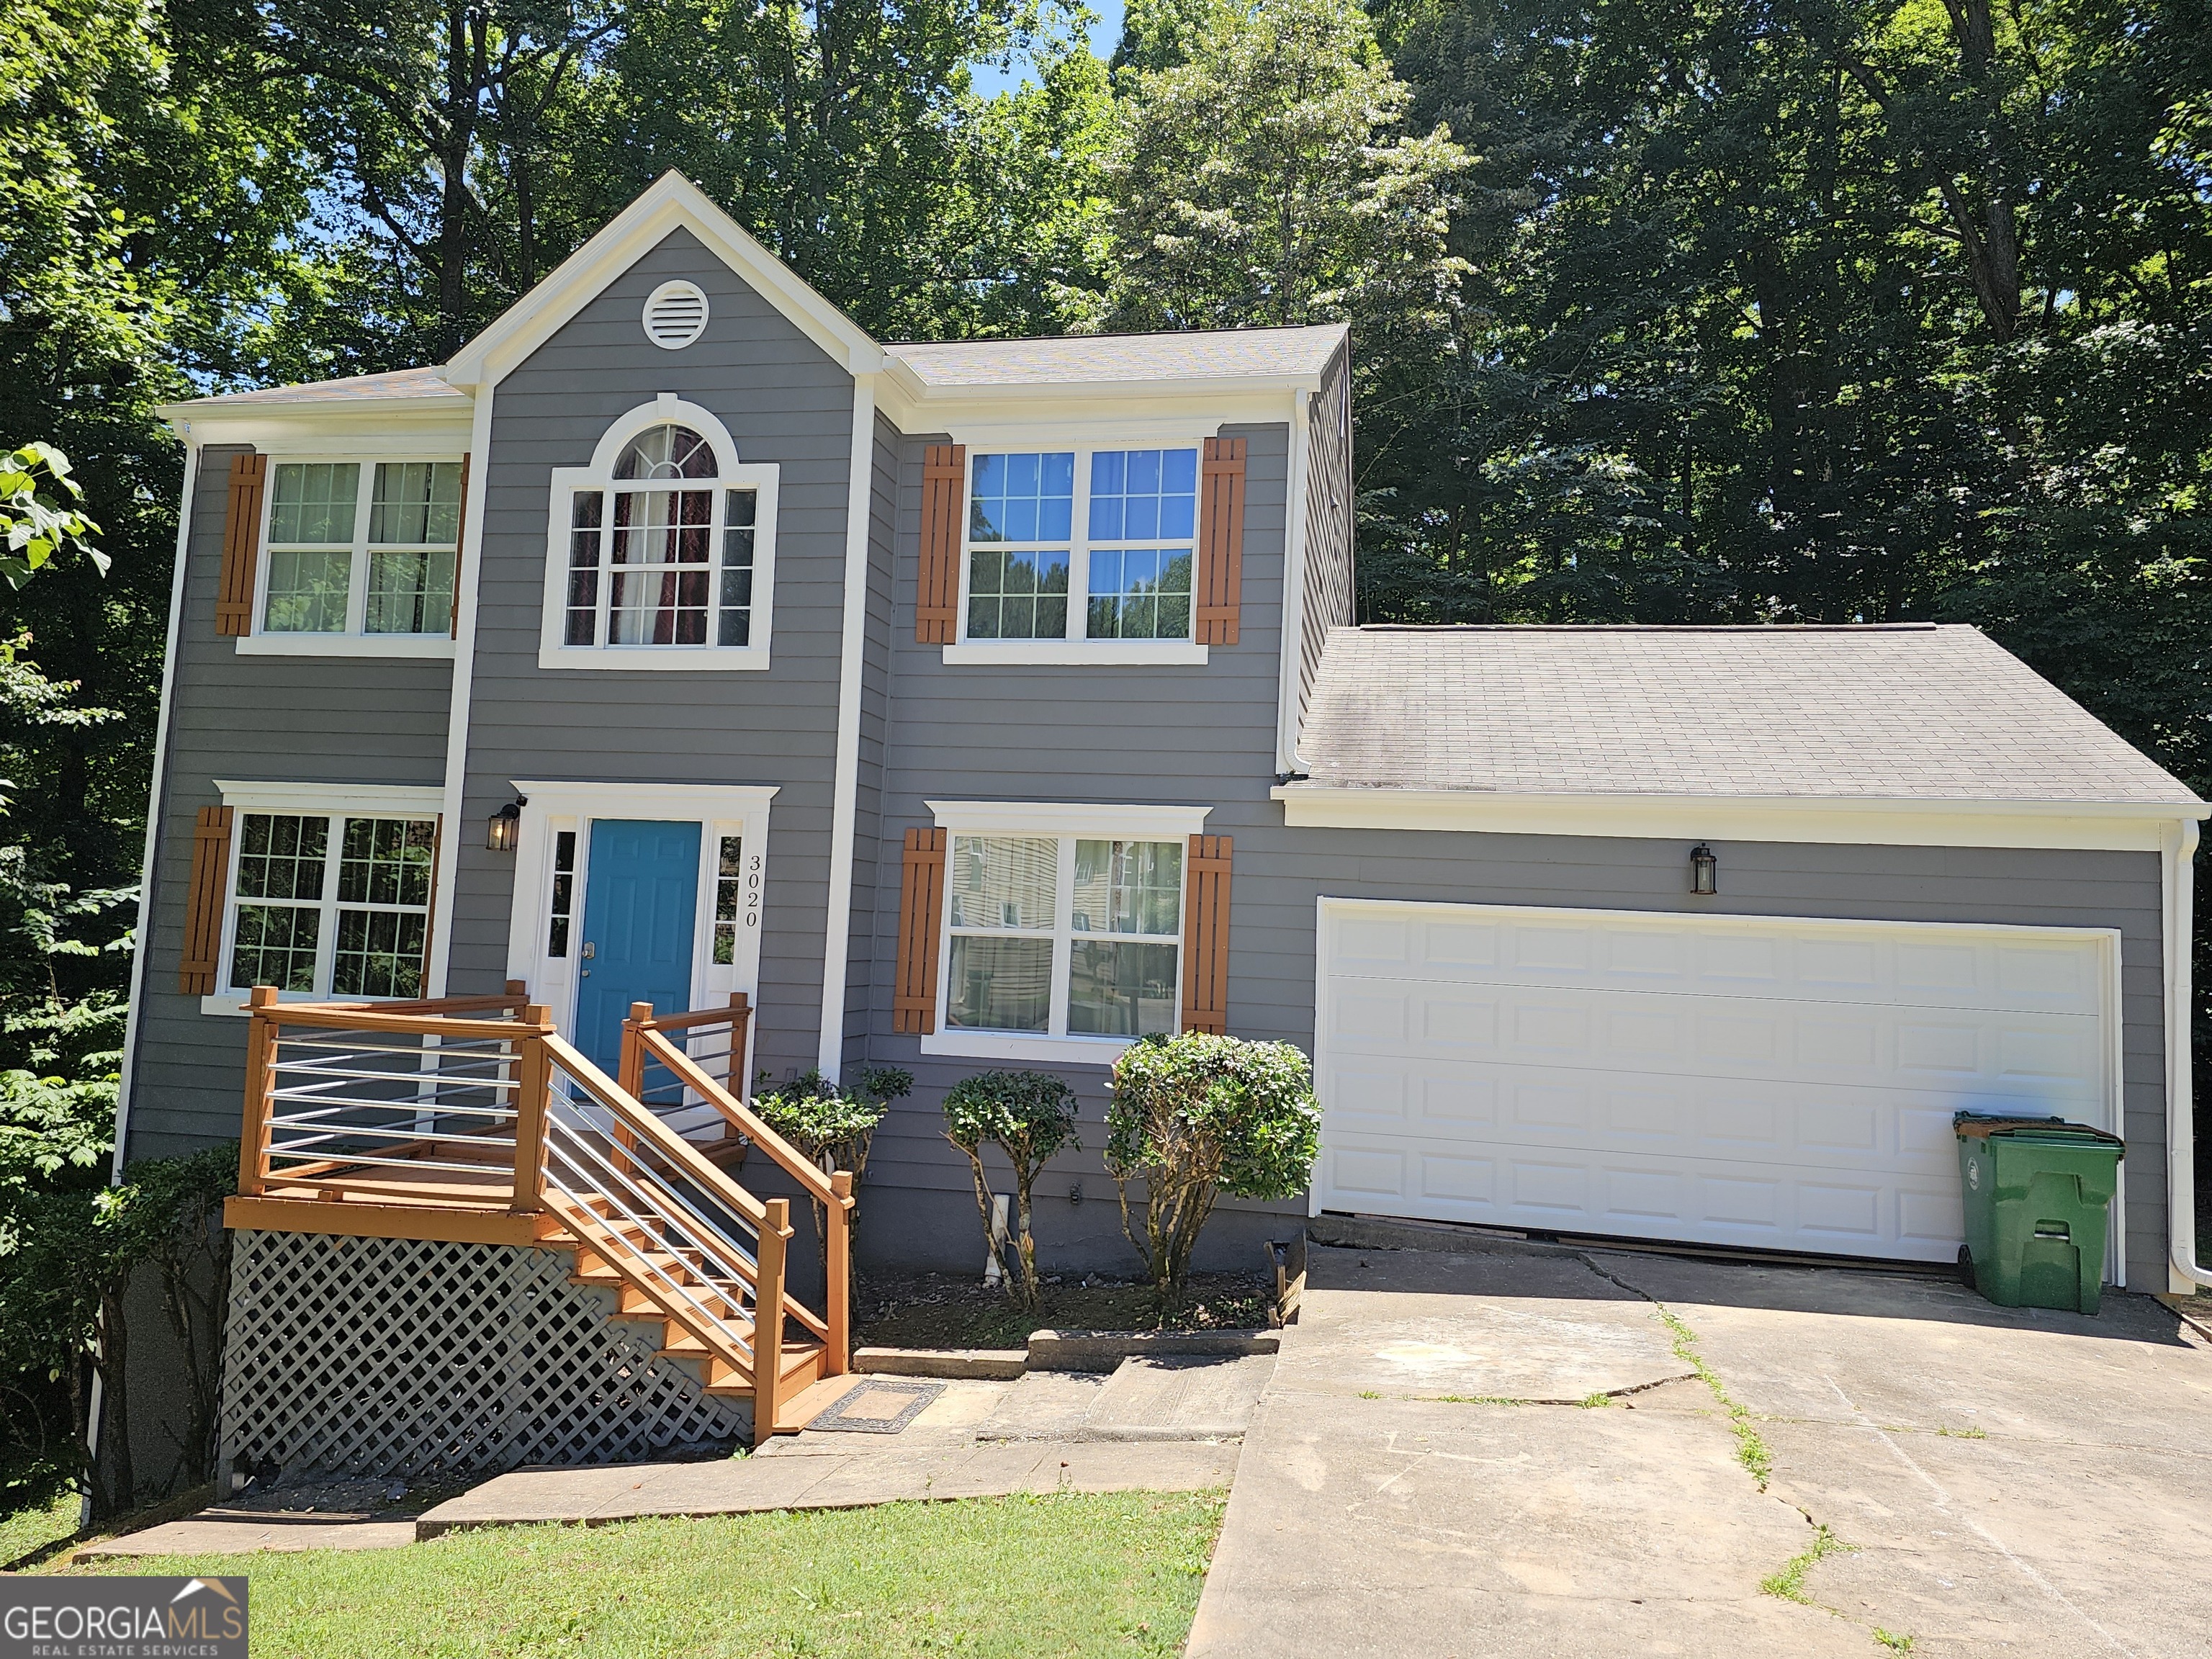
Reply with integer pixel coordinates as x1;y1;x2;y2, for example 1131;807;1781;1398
1293;624;2200;805
171;367;468;408
884;325;1346;387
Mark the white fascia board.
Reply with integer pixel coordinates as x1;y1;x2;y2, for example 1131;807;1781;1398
215;779;447;817
881;385;1313;438
927;800;1212;839
160;407;475;449
1272;785;2212;852
444;172;884;387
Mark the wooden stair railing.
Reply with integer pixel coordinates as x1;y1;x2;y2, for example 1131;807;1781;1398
622;1007;855;1377
230;984;831;1439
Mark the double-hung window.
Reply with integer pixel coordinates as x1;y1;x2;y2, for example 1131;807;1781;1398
253;459;462;649
541;411;779;670
943;834;1184;1045
956;446;1201;660
224;810;438;999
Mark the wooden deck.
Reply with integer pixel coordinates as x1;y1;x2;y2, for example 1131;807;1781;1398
221;989;851;1436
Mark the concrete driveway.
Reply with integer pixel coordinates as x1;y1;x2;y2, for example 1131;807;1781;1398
1188;1238;2212;1658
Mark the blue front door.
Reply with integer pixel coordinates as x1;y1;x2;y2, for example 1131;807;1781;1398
576;819;701;1076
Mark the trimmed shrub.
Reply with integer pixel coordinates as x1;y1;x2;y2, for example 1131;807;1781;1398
1106;1033;1319;1302
942;1070;1079;1308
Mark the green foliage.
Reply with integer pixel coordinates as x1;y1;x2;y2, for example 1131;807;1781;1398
0;446;106;590
1105;1033;1318;1300
750;1069;889;1171
941;1069;1079;1307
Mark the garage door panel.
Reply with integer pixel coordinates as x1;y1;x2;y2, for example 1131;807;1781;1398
1320;1132;1970;1262
1318;901;2113;1264
1330;979;2103;1100
1328;914;2108;1017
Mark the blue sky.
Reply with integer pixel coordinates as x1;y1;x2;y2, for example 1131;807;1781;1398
970;0;1125;98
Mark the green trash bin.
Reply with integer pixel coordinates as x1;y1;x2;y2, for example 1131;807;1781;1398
1954;1112;2125;1315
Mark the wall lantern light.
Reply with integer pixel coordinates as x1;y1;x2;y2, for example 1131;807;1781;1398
1689;842;1718;896
488;798;525;853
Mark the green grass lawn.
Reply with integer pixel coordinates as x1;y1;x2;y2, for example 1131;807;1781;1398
57;1491;1226;1658
0;1484;79;1569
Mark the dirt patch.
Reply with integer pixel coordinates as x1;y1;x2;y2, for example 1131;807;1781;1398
856;1269;1277;1350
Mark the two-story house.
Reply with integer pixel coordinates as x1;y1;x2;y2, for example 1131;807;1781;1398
122;174;2208;1473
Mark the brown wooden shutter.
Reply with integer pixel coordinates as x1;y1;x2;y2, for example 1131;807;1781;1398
1180;834;1232;1034
893;827;949;1033
1196;437;1247;647
449;452;471;639
917;444;966;644
215;454;268;637
179;805;235;994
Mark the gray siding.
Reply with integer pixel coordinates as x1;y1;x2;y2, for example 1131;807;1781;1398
448;228;856;1089
1298;339;1354;733
842;410;902;1072
857;420;1298;1271
124;445;454;1159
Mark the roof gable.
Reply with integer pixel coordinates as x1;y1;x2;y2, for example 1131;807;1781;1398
443;171;884;388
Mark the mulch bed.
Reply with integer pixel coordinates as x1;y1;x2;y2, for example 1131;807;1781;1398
854;1269;1277;1351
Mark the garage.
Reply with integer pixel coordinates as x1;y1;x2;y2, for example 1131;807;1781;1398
1312;896;2121;1267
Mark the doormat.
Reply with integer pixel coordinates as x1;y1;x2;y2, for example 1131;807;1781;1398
804;1380;945;1434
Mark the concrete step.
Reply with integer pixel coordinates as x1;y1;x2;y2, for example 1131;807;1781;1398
1079;1354;1275;1442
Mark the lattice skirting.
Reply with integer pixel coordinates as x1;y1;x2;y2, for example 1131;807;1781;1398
220;1229;752;1480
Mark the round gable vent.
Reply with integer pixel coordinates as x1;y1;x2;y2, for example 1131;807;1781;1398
643;281;709;349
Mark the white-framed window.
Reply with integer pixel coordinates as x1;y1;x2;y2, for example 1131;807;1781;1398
950;446;1203;667
245;458;463;655
921;801;1210;1062
539;397;778;670
205;782;446;1012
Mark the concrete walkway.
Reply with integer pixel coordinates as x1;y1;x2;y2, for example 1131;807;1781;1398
1190;1241;2212;1658
82;1360;1265;1557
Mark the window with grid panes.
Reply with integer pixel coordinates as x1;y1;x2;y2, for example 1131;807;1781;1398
961;448;1199;643
944;835;1183;1038
564;425;757;650
226;813;437;997
262;460;460;637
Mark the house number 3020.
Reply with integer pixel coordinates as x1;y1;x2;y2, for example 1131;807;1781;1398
745;853;763;927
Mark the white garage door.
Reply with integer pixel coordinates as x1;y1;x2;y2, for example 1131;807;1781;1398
1314;899;2119;1264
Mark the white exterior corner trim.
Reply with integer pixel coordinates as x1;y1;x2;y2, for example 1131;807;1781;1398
2165;818;2203;1292
1274;386;1313;778
443;171;886;388
818;376;878;1079
112;440;200;1178
428;385;495;997
925;800;1214;840
1273;785;2212;853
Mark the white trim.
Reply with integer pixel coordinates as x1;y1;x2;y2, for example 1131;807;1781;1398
920;1030;1143;1066
536;398;778;672
881;385;1328;433
2166;819;2203;1291
159;410;475;449
113;441;201;1177
235;632;456;660
444;172;884;388
1275;388;1313;776
940;640;1209;667
819;375;878;1078
926;800;1212;839
215;780;446;817
1273;784;2211;852
1310;895;2128;1276
428;390;495;996
501;781;779;1049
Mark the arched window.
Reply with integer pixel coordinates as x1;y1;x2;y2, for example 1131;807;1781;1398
544;405;778;667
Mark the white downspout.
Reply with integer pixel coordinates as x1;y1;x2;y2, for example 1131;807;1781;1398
2167;817;2205;1292
818;374;878;1081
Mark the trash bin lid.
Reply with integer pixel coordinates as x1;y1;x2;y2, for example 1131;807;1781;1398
1953;1110;2125;1153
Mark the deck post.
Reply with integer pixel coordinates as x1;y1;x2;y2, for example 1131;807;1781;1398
613;1002;652;1177
510;1007;552;1214
236;986;279;1197
825;1169;853;1376
755;1197;791;1439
